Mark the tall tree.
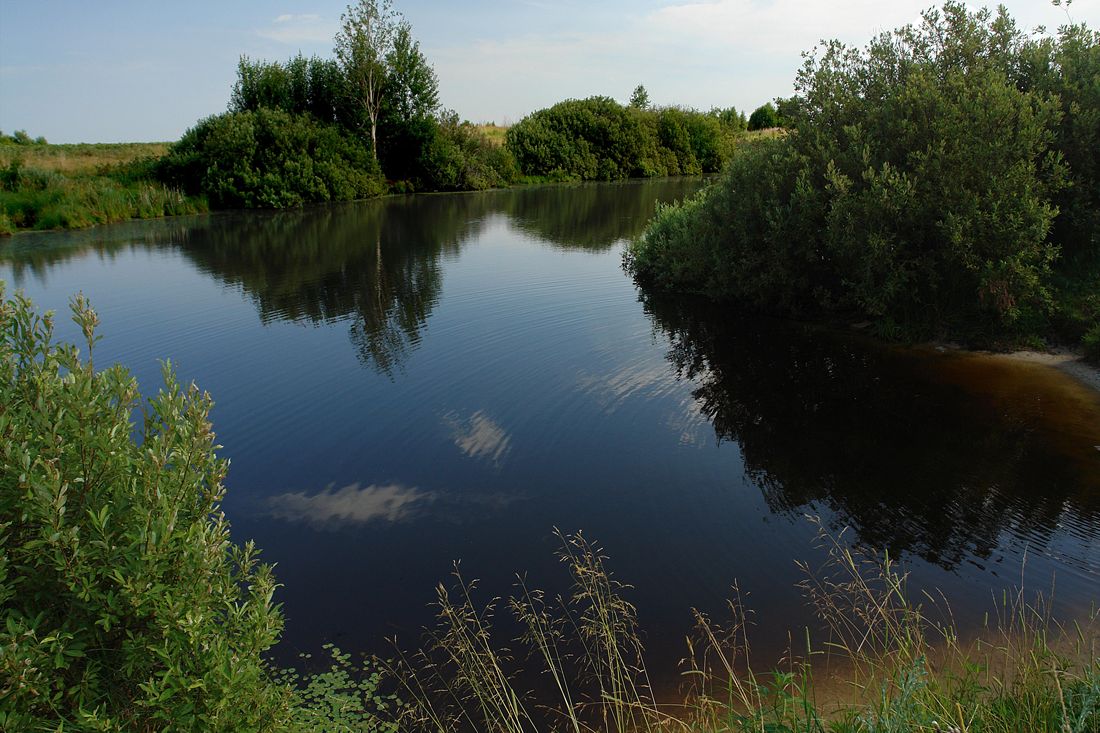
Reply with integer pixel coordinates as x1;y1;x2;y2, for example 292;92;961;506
629;84;650;110
335;0;400;162
386;21;439;124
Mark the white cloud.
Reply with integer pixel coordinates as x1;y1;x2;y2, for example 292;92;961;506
443;410;513;465
257;14;335;44
267;483;433;527
266;481;525;529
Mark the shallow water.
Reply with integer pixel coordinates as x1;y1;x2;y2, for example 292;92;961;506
3;179;1098;690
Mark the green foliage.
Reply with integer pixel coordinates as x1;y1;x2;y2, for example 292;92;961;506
418;111;518;191
0;288;293;731
158;108;385;209
0;157;206;232
631;2;1099;351
506;97;734;181
231;54;359;129
278;646;400;733
629;84;650;110
710;106;748;132
336;0;401;159
395;523;1100;733
0;130;46;146
382;22;439;127
747;102;779;130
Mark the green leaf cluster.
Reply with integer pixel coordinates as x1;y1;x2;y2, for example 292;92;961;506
0;288;294;731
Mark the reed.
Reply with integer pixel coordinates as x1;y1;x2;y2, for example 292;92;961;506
391;521;1100;732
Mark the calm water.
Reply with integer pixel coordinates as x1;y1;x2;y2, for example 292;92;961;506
3;179;1099;689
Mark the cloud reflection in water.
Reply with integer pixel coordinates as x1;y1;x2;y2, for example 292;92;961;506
267;483;434;528
443;410;513;464
266;482;523;530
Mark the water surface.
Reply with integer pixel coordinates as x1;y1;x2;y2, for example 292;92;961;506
3;179;1098;689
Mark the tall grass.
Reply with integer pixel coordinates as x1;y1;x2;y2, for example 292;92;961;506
0;157;206;233
390;522;1099;732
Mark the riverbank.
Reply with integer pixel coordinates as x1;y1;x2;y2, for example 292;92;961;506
0;142;206;234
991;348;1100;395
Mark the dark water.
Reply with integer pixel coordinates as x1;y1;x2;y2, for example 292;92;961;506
3;179;1099;691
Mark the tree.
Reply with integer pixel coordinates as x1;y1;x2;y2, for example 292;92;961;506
335;0;401;162
629;84;650;110
747;102;779;130
386;21;439;125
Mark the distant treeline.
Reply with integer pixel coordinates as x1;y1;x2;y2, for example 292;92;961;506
629;2;1100;359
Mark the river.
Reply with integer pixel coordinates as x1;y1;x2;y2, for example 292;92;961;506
2;178;1098;693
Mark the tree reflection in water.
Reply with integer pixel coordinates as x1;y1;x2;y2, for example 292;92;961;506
642;292;1100;572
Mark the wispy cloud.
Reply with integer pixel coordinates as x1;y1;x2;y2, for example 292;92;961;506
443;410;513;465
577;358;710;446
265;481;524;530
256;13;335;44
267;483;433;527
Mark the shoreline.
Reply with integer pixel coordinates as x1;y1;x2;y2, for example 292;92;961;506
928;342;1100;397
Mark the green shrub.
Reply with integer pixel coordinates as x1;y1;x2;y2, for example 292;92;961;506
0;289;295;731
506;97;731;182
420;111;518;191
632;2;1097;349
747;102;779;131
158;108;385;209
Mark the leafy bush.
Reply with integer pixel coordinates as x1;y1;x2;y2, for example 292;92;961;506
747;103;779;131
632;3;1099;349
506;97;733;181
0;289;294;731
419;112;518;191
158;108;385;209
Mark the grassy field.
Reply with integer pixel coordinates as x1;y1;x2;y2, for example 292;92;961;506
0;141;171;175
474;123;509;147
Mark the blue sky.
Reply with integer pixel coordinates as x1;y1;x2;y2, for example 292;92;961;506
1;0;1097;143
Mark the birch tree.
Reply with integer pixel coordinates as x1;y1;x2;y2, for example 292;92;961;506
335;0;399;162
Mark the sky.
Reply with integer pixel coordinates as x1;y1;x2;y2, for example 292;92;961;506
1;0;1097;143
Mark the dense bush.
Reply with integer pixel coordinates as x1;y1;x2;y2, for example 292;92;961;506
158;108;385;208
0;290;408;730
746;103;779;131
506;97;735;181
419;111;518;191
630;3;1099;350
210;43;513;198
0;289;293;730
